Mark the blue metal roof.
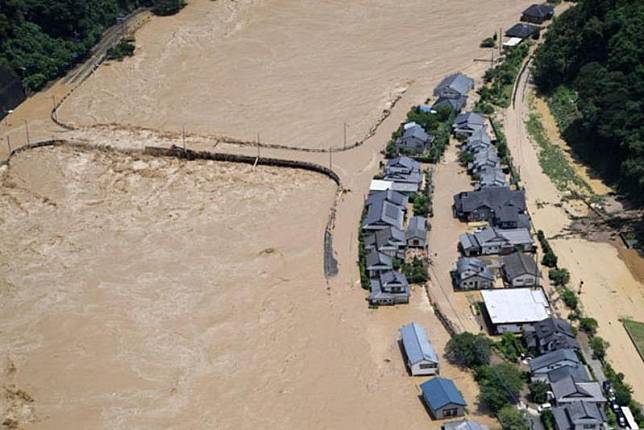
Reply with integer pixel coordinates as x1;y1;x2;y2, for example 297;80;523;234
420;377;467;410
400;322;438;365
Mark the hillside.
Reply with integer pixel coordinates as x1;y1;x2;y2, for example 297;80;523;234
0;0;184;91
532;0;644;204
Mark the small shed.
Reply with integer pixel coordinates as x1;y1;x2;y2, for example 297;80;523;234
400;322;439;376
420;377;467;419
521;4;554;24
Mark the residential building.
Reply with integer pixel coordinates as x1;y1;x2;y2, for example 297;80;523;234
468;148;499;174
521;4;554;24
550;377;606;406
481;288;550;334
502;252;540;287
367;189;408;208
544;364;592;385
453;257;495;290
368;271;410;305
551;401;605;430
395;125;433;154
453;187;526;224
433;94;467;113
406;216;427;248
441;420;489;430
363;199;405;231
365;249;393;277
505;23;541;39
453;112;485;137
459;227;534;256
385;156;422;176
476;167;506;190
524;318;580;355
400;322;439;376
528;349;582;380
420;377;467;419
434;72;475;99
364;226;406;258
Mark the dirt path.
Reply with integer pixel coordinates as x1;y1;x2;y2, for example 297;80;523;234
503;60;644;402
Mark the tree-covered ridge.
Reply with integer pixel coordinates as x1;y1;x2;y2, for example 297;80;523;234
0;0;185;91
532;0;644;204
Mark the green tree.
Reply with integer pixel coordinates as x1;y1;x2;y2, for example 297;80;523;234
579;317;598;335
445;332;493;368
496;333;525;362
498;406;530;430
549;268;570;287
590;336;608;360
541;251;558;268
529;381;549;404
476;364;525;412
560;288;578;309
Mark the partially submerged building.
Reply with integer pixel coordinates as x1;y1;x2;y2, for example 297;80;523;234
551;402;605;430
453;187;526;225
400;322;439;376
524;317;580;354
364;226;407;258
365;249;393;277
420;377;467;419
453;257;495;290
550;377;606;406
395;125;433;154
406;216;427;248
459;227;534;256
453;112;485;137
441;420;489;430
363;193;406;231
481;288;550;333
521;4;554;24
505;22;541;39
434;72;474;100
369;270;410;305
501;252;539;287
476;167;506;190
529;349;583;380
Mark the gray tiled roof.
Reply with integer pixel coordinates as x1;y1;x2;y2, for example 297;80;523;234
379;270;409;288
552;402;604;429
551;377;605;402
433;95;467;112
529;348;580;373
406;216;427;240
367;189;408;207
434;73;475;97
547;365;591;383
522;4;554;19
455;257;494;281
366;249;393;269
454;187;526;214
363;199;404;230
502;252;538;280
505;23;541;39
454;112;485;128
441;420;490;430
386;156;421;174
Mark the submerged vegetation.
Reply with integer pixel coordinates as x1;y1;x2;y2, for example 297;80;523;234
0;0;186;91
532;0;644;204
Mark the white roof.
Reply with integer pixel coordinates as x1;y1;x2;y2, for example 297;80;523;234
621;407;638;429
481;288;550;324
403;121;419;130
503;37;522;47
370;179;393;191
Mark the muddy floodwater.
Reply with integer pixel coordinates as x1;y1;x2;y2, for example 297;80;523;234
0;146;347;428
59;0;535;150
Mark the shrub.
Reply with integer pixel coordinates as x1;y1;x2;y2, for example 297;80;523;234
541;409;556;430
541;250;558;268
529;381;550;404
401;257;428;284
496;333;525;362
498;406;530;430
412;193;431;217
152;0;186;16
561;288;578;309
106;37;135;61
549;268;570;286
445;332;493;368
590;336;608;360
476;364;525;412
458;151;474;165
480;37;496;48
579;317;599;335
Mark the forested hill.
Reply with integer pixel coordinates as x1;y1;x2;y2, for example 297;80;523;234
0;0;184;91
532;0;644;204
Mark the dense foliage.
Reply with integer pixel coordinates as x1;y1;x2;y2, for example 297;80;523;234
475;363;525;412
0;0;185;91
445;332;493;368
532;0;644;203
498;406;530;430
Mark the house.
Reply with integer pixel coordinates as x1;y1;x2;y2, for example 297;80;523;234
420;377;467;419
481;288;550;334
464;128;493;153
528;349;582;380
502;252;539;287
505;23;541;40
551;402;605;430
453;257;495;290
453;112;485;137
476;167;506;190
365;249;393;277
544;364;592;384
459;227;534;256
433;94;467;113
367;189;408;208
406;216;427;248
363;199;405;231
550;377;606;406
384;169;424;186
364;226;406;258
468;148;499;174
368;271;410;305
385;156;422;176
521;4;554;24
453;187;526;224
442;420;489;430
523;317;580;355
395;125;434;154
400;322;439;376
493;205;531;229
434;72;475;99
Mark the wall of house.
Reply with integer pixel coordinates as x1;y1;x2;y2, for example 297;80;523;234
435;404;464;419
410;361;439;376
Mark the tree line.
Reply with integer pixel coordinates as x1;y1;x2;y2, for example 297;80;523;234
0;0;185;91
532;0;644;205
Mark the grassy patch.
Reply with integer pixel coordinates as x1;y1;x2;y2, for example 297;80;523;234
623;319;644;362
525;100;591;193
547;85;581;132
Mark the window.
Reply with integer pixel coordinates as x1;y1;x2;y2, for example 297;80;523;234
582;425;595;430
419;363;437;369
443;408;458;417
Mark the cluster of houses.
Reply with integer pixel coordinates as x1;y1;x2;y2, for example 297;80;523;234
363;156;428;305
450;104;540;294
502;3;555;48
399;322;489;429
523;317;610;430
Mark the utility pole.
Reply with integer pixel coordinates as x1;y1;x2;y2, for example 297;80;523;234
52;95;57;120
24;120;30;145
6;135;11;154
182;125;186;151
499;27;503;57
329;146;333;170
257;133;260;159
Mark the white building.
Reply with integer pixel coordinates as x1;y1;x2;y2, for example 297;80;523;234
399;322;439;376
481;288;551;334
